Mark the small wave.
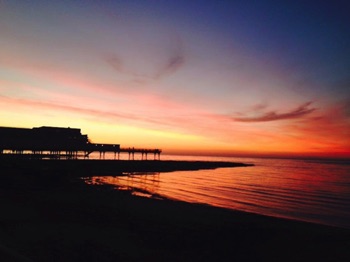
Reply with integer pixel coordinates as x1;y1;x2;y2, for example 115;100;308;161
85;157;350;229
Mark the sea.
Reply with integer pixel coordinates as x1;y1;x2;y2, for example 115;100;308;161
84;153;350;229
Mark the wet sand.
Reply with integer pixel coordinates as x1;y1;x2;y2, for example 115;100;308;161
0;159;349;261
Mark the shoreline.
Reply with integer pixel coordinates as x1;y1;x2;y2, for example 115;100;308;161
0;158;253;175
1;160;350;261
87;176;350;231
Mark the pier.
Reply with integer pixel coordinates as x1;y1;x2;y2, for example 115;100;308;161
0;126;162;160
86;145;161;160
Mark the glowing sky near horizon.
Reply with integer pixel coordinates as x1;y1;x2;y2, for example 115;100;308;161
1;0;349;157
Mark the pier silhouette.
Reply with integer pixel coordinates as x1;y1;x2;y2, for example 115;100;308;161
0;126;161;160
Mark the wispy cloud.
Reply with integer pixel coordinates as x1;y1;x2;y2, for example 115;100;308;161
105;37;185;80
154;52;185;79
0;94;205;131
282;99;350;151
154;35;185;79
233;102;316;122
106;54;124;73
0;95;170;128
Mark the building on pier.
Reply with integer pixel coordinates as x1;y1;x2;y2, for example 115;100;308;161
0;126;161;160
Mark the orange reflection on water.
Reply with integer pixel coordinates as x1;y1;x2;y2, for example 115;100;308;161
86;173;161;198
83;157;350;229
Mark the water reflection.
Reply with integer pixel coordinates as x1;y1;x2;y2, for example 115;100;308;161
85;172;161;198
82;157;350;229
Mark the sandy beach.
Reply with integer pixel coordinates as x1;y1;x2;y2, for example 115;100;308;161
1;159;349;262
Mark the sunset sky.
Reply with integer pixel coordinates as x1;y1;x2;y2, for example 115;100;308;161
1;0;349;157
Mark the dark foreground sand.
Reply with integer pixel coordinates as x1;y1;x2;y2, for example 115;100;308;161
0;159;349;262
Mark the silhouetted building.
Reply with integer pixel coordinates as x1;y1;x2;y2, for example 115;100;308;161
0;126;91;152
0;126;160;160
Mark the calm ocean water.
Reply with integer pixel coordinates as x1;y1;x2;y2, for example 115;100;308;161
85;154;350;229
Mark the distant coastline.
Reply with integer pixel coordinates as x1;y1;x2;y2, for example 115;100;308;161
0;158;253;175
